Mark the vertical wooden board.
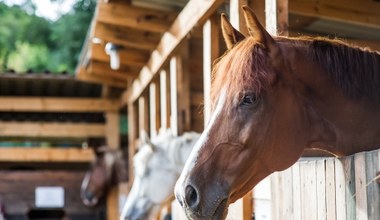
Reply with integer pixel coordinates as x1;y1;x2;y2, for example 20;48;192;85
316;159;326;220
292;162;301;220
270;172;280;220
365;150;379;220
203;14;219;126
300;160;317;220
335;158;347;220
159;69;171;131
169;56;178;136
341;156;356;220
325;158;336;220
280;167;293;219
106;111;120;149
354;152;368;220
254;177;271;220
229;0;249;35
176;44;191;134
127;103;138;187
138;95;149;135
107;187;119;220
149;81;160;139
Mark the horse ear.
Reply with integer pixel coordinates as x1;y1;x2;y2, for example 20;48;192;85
221;13;245;50
140;130;156;151
242;6;275;50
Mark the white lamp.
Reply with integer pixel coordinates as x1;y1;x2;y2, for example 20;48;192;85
105;42;121;70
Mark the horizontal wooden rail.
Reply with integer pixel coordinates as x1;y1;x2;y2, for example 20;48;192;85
0;147;94;162
0;97;120;112
0;122;105;138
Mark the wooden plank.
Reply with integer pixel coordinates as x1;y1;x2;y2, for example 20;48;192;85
169;56;179;136
121;0;224;105
175;45;191;134
96;1;177;33
0;122;105;138
270;172;280;220
202;14;219;125
300;160;317;220
0;97;120;112
149;81;160;139
77;67;127;88
159;70;170;131
354;152;368;220
365;151;380;220
88;60;136;81
0;148;94;162
93;22;158;51
281;167;293;219
105;111;120;149
316;159;327;220
292;162;302;220
341;156;356;220
138;95;149;135
335;158;347;220
127;102;138;189
290;0;380;28
266;0;289;36
325;158;336;220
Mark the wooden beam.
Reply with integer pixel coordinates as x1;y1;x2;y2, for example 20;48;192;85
169;57;178;136
0;97;120;112
88;60;137;82
266;0;289;36
77;67;127;88
121;0;224;106
127;102;138;189
203;14;219;126
0;122;105;138
93;22;159;51
0;148;94;162
90;43;148;68
96;1;177;33
289;0;380;28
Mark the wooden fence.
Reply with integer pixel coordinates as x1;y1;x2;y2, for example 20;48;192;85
270;149;380;220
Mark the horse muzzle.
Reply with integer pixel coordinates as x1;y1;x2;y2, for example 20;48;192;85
175;177;229;220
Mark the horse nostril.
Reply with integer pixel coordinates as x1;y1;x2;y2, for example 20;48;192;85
185;184;199;210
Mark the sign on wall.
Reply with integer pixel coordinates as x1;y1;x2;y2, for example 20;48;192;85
35;186;65;208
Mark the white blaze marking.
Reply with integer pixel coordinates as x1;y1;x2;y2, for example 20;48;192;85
175;89;227;193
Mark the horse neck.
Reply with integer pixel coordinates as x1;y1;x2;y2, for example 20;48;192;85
283;41;380;156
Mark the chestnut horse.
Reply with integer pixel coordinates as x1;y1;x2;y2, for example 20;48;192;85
81;146;128;206
175;6;380;219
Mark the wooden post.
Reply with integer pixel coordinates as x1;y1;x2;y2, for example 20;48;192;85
203;14;219;125
127;102;138;188
170;45;191;136
160;70;171;132
105;111;120;220
138;95;149;136
149;81;160;139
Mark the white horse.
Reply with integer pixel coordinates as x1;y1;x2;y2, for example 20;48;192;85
120;130;200;220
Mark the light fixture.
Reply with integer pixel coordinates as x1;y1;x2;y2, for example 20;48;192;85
105;42;121;70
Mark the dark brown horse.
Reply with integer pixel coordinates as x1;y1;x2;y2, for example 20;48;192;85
81;146;128;207
175;6;380;219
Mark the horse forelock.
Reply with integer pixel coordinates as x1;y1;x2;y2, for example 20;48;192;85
211;37;272;109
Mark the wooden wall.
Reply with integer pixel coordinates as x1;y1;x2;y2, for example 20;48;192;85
270;149;380;220
0;170;104;220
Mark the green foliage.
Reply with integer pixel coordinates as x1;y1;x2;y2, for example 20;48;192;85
0;0;96;74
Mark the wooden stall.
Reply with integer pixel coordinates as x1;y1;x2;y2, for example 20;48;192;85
75;0;380;219
271;149;380;220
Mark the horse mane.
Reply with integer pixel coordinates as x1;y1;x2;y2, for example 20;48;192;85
211;36;380;106
299;36;380;100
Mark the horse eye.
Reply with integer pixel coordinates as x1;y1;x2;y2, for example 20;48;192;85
240;94;257;106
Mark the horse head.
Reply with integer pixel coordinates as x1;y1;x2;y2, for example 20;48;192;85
121;130;199;220
175;7;310;219
81;146;127;207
